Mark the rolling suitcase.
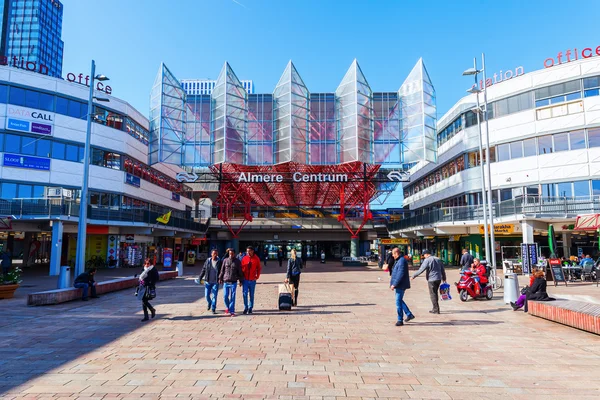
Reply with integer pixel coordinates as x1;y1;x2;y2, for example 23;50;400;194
278;283;293;310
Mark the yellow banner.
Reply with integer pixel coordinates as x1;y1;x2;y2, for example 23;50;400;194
380;238;410;245
478;224;514;235
156;210;172;224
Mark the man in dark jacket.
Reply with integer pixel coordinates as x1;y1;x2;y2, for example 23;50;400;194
199;249;221;314
390;247;415;326
460;249;474;272
218;248;244;316
385;250;395;276
412;249;447;314
73;267;98;301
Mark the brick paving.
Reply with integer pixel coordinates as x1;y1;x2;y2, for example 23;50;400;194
0;261;599;399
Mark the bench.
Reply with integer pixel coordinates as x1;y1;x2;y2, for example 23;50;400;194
528;299;600;335
27;271;178;306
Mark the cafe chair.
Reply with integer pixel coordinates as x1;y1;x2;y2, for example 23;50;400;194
581;262;594;282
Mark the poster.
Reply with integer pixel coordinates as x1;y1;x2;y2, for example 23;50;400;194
163;248;173;268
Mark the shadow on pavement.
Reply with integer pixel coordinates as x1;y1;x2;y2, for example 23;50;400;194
412;320;504;326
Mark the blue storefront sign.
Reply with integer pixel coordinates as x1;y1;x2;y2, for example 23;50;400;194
3;153;50;170
125;173;141;187
171;192;180;202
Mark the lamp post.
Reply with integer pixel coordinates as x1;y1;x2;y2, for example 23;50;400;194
74;60;109;277
463;60;490;266
463;53;497;280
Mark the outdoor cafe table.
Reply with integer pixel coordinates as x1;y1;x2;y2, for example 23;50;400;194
562;265;582;282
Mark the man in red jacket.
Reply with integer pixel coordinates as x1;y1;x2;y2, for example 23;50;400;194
241;246;262;314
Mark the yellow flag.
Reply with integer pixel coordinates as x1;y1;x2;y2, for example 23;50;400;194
156;210;171;224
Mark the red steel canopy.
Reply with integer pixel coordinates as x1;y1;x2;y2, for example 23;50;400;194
209;161;383;238
574;214;600;231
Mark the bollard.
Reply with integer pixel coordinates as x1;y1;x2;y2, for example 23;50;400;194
503;273;520;304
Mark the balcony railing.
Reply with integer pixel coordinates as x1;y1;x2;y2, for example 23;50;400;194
0;199;208;233
388;196;600;232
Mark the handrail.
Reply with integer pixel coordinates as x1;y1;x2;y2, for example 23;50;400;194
388;195;600;232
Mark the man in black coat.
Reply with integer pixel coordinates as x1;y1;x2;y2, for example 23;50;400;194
460;249;474;272
73;268;98;301
389;247;415;326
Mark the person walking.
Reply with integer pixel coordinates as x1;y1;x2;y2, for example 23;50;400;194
389;247;414;326
219;248;244;316
199;249;221;314
385;249;395;276
241;246;262;314
138;258;159;322
277;247;284;267
411;249;447;314
73;267;98;301
460;249;474;272
285;248;303;306
263;248;269;268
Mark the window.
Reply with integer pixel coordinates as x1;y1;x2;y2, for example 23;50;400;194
65;144;79;162
21;136;36;155
39;93;53;111
588;128;600;148
553;132;569;152
17;184;32;198
56;96;68;115
523;138;536;157
9;87;26;106
500;189;512;201
68;99;83;119
35;139;51;157
538;135;553;154
0;84;8;103
497;143;510;161
510;141;523;159
535;80;582;107
24;89;39;108
5;134;21;153
541;183;555;198
584;76;600;97
574;180;590;198
0;183;17;199
32;185;45;198
557;182;572;197
52;141;65;159
592;180;600;196
569;130;586;150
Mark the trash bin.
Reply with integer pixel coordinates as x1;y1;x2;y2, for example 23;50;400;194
176;261;183;277
504;273;520;304
57;266;71;289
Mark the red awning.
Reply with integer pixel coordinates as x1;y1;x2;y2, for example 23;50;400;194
574;214;600;231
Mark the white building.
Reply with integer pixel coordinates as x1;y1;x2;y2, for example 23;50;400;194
390;56;600;265
0;65;210;275
181;78;254;95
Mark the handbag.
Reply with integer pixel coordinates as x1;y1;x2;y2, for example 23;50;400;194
148;287;156;299
382;263;389;271
520;286;529;295
439;282;452;301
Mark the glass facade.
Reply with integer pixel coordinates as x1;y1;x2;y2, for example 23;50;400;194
150;59;437;168
2;0;64;78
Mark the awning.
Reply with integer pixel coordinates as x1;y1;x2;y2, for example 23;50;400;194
574;214;600;231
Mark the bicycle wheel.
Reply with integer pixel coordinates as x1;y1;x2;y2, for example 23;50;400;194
493;276;503;289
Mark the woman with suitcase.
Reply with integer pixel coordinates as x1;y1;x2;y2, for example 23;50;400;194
285;248;303;306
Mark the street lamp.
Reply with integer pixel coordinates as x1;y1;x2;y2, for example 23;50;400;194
74;60;109;277
463;54;497;279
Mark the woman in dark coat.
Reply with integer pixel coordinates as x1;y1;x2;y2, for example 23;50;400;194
511;269;554;311
138;258;160;321
285;248;303;306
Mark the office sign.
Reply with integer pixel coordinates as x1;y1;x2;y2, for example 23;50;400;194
3;153;50;170
478;224;515;235
125;173;141;188
380;238;410;245
171;192;180;202
6;105;54;136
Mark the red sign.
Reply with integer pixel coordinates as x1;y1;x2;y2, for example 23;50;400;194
0;56;49;75
66;73;112;95
544;46;600;68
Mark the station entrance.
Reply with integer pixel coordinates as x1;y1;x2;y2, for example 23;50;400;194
238;240;351;261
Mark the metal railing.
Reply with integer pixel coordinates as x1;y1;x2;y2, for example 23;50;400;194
0;198;209;233
388;195;600;232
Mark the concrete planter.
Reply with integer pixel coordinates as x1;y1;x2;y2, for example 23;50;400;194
0;284;19;299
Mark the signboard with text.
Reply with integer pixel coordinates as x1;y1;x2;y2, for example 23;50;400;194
479;224;515;235
380;238;410;245
3;153;50;170
6;105;54;136
125;173;141;188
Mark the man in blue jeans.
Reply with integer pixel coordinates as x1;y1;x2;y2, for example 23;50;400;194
218;248;244;316
389;247;415;326
241;246;262;315
199;249;221;314
73;267;98;301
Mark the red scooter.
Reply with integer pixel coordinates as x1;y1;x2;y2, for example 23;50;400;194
456;270;493;302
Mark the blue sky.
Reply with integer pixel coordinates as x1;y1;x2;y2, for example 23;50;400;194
61;0;600;118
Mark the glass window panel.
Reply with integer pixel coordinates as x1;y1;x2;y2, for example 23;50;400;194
68;100;83;118
1;183;17;199
584;76;600;89
79;146;85;162
5;134;21;153
52;141;65;159
0;84;7;103
592;180;600;196
585;88;600;97
24;89;39;108
38;93;54;111
9;87;26;106
538;135;553;154
497;143;510;161
65;144;79;161
33;185;45;198
566;92;581;101
535;99;549;108
574;181;590;198
553;132;569;152
500;189;512;201
541;183;555;198
569;130;585;150
556;182;572;197
17;184;32;198
21;136;36;155
523;138;536;157
510;141;523;159
56;96;68;115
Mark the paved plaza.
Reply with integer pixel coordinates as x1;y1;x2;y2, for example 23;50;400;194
1;261;599;400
